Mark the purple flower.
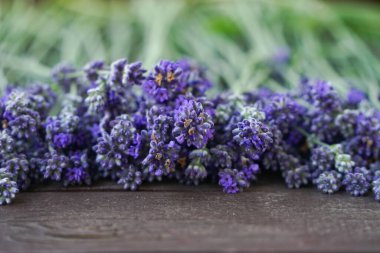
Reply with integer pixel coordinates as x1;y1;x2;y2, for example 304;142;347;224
283;165;310;188
0;169;18;205
84;60;105;83
94;115;136;178
53;133;74;149
4;91;41;139
241;162;260;182
41;152;69;181
143;60;182;102
335;109;358;138
142;140;180;182
27;83;57;118
173;99;214;148
343;167;371;196
316;170;341;194
117;165;143;190
310;146;335;181
109;59;146;87
0;130;15;156
45;112;79;150
306;80;342;111
3;154;30;189
232;118;273;160
209;145;236;170
218;169;249;194
347;88;366;106
51;63;77;92
373;171;380;202
63;151;91;186
177;59;212;96
264;94;305;133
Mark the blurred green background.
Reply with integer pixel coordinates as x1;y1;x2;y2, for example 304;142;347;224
0;0;379;104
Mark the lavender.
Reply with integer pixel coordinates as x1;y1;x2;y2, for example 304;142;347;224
173;99;214;148
109;59;146;87
143;60;182;102
63;151;91;186
264;94;304;133
218;169;249;193
343;167;371;196
51;63;77;92
283;165;310;189
0;169;18;205
316;170;341;194
142;140;179;182
232;118;273;160
40;152;69;181
4;91;41;139
373;171;380;201
117;165;143;190
2;57;380;205
84;60;105;83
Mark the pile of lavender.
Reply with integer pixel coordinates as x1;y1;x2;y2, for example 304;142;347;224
1;58;380;205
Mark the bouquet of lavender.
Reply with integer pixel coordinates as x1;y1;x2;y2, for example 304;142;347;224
1;58;379;205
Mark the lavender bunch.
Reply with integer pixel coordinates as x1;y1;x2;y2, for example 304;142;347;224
2;57;380;205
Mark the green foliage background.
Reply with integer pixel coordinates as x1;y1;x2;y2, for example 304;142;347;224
0;0;379;105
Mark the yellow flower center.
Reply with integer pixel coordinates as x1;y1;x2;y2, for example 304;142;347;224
167;71;175;82
155;73;163;86
2;120;8;129
188;127;196;135
184;119;193;128
165;159;171;170
155;153;163;160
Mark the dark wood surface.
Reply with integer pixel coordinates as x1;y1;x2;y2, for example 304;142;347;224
1;176;379;253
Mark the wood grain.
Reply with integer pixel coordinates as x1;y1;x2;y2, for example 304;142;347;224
0;177;379;253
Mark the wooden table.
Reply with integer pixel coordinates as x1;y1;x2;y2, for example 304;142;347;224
1;176;379;253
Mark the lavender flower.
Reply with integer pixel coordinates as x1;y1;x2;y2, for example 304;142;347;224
85;82;107;114
27;83;57;118
310;146;335;180
218;169;249;194
63;151;91;186
347;88;366;106
45;111;80;150
51;63;77;92
117;165;143;190
4;91;41;139
142;140;179;181
177;59;212;96
335;153;355;174
335;109;358;138
316;170;341;194
306;80;342;111
109;59;146;87
173;99;214;148
94;115;136;177
0;169;18;205
41;152;69;181
209;145;236;170
373;171;380;202
84;60;105;83
143;60;182;102
232;118;273;160
183;148;210;185
264;94;304;133
343;167;371;196
0;130;15;156
3;154;29;189
283;165;310;189
241;161;260;182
